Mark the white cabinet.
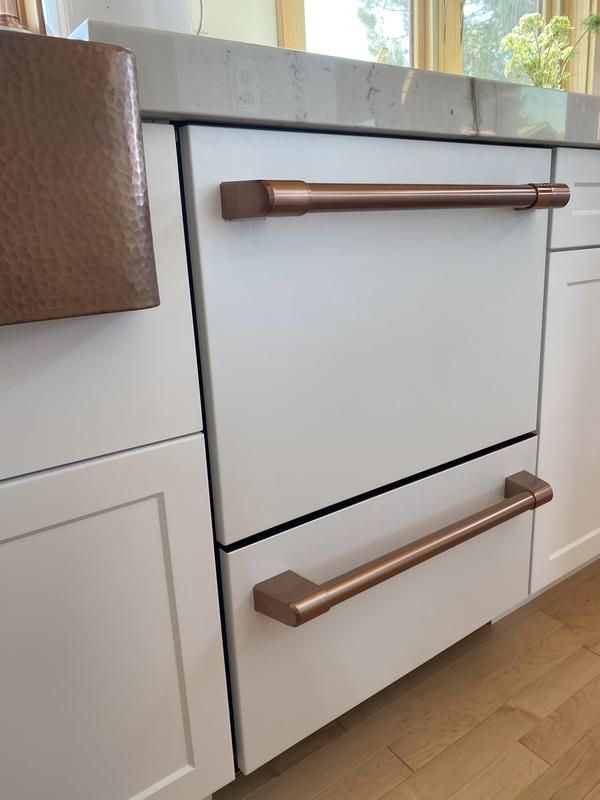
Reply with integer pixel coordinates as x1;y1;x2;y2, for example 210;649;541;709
533;248;600;592
552;148;600;249
0;435;233;800
221;438;536;772
0;123;202;482
182;125;551;544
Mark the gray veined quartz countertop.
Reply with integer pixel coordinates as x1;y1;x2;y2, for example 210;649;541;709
77;19;600;148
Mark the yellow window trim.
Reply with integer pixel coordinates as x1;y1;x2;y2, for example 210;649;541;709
436;0;463;75
17;0;45;33
276;0;306;50
562;0;598;94
413;0;435;70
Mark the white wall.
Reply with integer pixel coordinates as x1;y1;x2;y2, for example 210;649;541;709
42;0;278;43
200;0;278;46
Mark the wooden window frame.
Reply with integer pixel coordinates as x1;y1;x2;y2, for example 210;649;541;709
22;0;46;33
276;0;596;93
562;0;598;94
4;0;46;32
276;0;306;50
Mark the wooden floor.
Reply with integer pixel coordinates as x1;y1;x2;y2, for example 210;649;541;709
215;559;600;800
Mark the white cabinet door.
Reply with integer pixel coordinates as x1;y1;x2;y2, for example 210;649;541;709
0;123;202;482
0;435;233;800
533;248;600;592
552;148;600;249
181;126;551;544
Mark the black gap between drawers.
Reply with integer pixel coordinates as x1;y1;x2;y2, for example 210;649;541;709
220;431;538;553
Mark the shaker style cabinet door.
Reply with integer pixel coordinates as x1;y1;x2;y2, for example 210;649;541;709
0;123;202;482
533;248;600;591
181;125;551;544
0;435;233;800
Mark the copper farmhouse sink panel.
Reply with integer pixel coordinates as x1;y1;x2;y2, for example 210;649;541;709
0;31;158;326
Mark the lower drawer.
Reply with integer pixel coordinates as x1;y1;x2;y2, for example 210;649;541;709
221;438;537;773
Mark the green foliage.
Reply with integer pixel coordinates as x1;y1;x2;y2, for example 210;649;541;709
584;13;600;35
357;0;411;66
500;13;600;89
462;0;539;81
356;0;600;89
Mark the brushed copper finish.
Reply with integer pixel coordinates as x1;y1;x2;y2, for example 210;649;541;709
221;180;571;219
0;31;159;326
254;471;553;627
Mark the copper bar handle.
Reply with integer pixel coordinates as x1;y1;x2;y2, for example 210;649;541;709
221;180;570;219
254;471;553;627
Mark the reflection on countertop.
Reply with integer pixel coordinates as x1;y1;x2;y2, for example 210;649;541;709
76;18;600;148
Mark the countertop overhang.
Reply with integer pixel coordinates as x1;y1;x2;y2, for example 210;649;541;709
77;19;600;148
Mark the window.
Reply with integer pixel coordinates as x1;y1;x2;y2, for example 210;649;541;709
276;0;597;93
462;0;542;81
304;0;412;67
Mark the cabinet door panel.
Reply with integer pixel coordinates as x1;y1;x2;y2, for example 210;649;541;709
0;436;233;800
0;124;201;482
533;248;600;591
552;148;600;249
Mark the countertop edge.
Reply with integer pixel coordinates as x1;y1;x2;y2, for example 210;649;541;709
75;19;600;149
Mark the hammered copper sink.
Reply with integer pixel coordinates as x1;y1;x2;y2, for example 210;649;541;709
0;31;159;326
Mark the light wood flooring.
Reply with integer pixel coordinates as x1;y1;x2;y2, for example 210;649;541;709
216;559;600;800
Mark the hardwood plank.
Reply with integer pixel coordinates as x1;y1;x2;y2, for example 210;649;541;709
247;614;565;800
540;577;600;646
383;706;537;800
390;618;577;770
495;561;600;633
582;780;600;799
312;748;411;800
586;640;600;657
520;673;600;764
234;566;600;800
270;722;346;775
338;625;493;731
515;728;600;800
448;742;548;800
509;648;600;719
214;765;278;800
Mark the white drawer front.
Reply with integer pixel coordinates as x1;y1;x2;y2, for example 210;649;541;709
533;248;600;591
552;148;600;249
182;126;550;544
221;438;536;772
0;124;201;481
0;436;233;800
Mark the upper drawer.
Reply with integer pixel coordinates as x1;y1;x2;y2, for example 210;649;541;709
182;126;551;544
0;124;202;482
551;147;600;249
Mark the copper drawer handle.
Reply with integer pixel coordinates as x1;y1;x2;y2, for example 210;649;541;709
254;471;553;627
221;181;570;219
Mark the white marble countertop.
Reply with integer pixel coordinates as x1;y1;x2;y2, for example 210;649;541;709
77;19;600;148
